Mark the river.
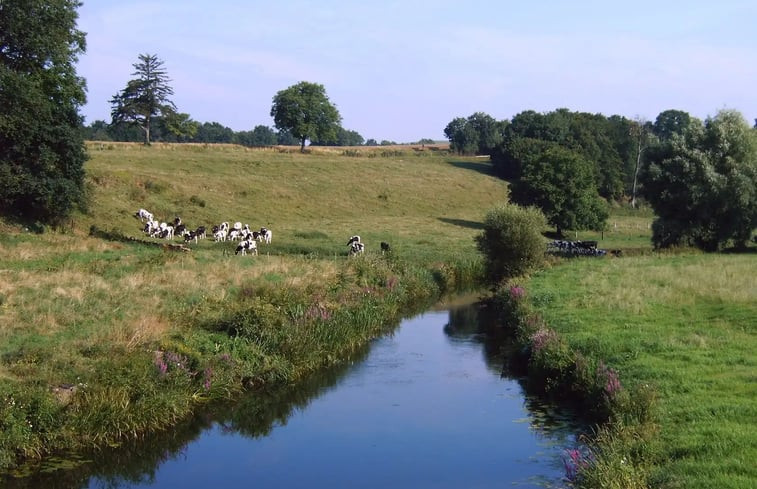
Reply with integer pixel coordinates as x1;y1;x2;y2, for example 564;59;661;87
6;296;587;488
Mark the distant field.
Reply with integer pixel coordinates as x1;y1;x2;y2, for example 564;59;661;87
77;142;499;264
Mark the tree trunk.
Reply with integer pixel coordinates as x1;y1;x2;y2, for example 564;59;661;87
300;138;306;153
631;140;642;208
144;116;151;145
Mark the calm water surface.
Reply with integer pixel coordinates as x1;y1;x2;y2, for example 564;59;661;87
9;299;586;488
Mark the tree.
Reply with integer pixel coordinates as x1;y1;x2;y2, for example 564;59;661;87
629;117;650;208
641;109;757;250
652;109;693;141
0;0;88;225
311;127;364;146
476;204;547;284
467;112;504;155
194;122;234;143
162;112;198;142
110;53;176;145
510;145;608;236
444;112;504;155
270;81;341;152
235;125;277;147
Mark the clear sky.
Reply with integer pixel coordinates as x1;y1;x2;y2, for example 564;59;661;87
75;0;757;143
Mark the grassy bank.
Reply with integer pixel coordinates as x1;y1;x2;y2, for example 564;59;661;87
520;251;756;488
0;143;502;473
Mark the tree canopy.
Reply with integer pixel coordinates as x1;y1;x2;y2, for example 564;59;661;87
270;81;341;152
510;145;608;235
641;109;757;250
0;0;88;225
110;53;176;145
444;112;504;155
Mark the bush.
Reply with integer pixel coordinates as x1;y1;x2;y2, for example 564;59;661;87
475;203;547;284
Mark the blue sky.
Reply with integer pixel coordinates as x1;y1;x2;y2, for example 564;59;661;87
75;0;757;142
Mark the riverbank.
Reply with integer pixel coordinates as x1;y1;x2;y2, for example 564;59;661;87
494;251;756;489
0;144;502;473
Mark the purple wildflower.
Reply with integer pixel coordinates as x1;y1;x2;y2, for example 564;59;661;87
203;367;213;391
530;328;556;353
509;285;526;300
597;361;622;397
386;276;399;291
563;448;587;482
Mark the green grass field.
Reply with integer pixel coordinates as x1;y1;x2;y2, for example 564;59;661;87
1;142;754;488
526;252;756;489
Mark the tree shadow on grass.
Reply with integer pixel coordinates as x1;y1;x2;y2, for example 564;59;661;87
448;160;494;176
438;217;485;230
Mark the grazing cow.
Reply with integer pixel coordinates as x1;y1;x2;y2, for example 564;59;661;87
380;241;391;254
195;226;206;240
235;239;258;256
347;235;361;247
214;229;227;242
260;227;272;244
135;208;153;222
347;235;364;256
349;241;365;255
183;230;198;244
228;229;242;241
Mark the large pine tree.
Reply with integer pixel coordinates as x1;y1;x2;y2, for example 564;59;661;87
110;54;176;145
0;0;88;225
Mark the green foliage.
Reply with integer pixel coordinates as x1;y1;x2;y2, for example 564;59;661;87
510;145;608;234
641;109;757;250
491;109;632;201
110;54;176;145
652;109;694;141
270;81;342;152
443;112;504;155
0;0;88;225
235;125;277;147
311;126;364;146
475;203;547;284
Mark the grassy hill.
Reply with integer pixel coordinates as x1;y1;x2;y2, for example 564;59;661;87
3;142;752;488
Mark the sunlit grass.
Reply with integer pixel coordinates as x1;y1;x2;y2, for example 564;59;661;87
527;252;757;489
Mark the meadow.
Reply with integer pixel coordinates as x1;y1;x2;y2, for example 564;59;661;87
0;143;508;473
524;248;756;488
0;142;754;489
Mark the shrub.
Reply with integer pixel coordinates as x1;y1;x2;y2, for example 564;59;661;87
475;203;547;284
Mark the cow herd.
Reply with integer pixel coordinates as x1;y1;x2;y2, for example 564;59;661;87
135;208;390;258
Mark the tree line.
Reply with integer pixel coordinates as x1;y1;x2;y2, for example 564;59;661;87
445;108;757;250
97;54;408;148
2;0;755;250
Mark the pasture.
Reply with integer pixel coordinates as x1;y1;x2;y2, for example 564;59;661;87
526;252;757;489
2;142;752;489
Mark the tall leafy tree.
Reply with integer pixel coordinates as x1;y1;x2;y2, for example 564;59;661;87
652;109;693;141
0;0;88;225
641;109;757;250
444;112;503;155
444;117;476;155
110;53;176;145
510;145;608;236
235;125;277;147
270;81;341;152
162;112;198;142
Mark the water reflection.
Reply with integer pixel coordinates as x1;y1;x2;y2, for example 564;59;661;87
3;298;586;489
